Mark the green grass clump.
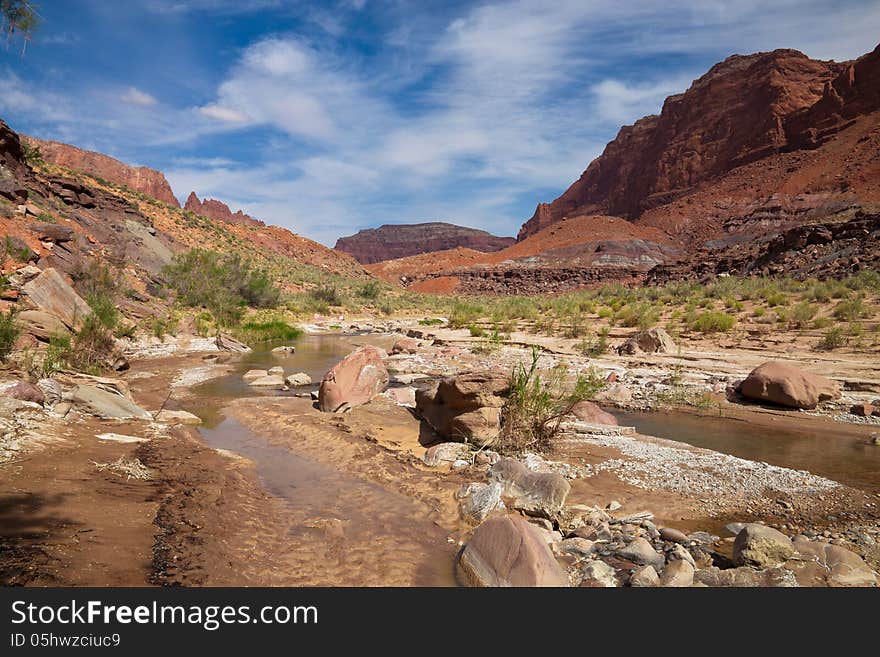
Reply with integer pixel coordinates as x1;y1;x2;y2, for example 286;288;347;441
232;320;303;345
689;311;735;334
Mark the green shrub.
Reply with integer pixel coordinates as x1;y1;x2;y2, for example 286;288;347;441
163;249;280;325
817;325;846;351
449;301;484;328
468;324;485;338
0;309;20;362
309;284;343;306
418;318;444;326
833;297;869;322
357;281;382;300
788;301;816;329
579;327;610;357
690;311;735;333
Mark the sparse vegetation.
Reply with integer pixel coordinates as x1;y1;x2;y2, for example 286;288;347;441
163;249;281;325
0;309;20;362
496;348;605;454
232;320;303;345
689;311;736;334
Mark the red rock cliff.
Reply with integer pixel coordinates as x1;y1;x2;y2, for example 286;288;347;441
20;136;180;207
518;47;872;239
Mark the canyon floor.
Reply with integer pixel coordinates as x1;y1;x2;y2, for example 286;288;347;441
1;317;879;587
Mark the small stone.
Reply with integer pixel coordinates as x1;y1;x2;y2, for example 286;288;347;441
660;559;694;587
242;369;268;382
606;500;622;512
659;527;688;543
617;537;664;568
579;560;618;587
560;538;595;558
268;366;285;376
285;372;312;387
629;565;660;587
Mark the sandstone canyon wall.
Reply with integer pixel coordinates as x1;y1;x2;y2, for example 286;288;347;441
519;44;880;240
183;192;265;227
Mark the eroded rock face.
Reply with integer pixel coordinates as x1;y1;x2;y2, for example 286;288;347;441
415;372;509;446
318;346;389;412
458;514;569;587
21;268;92;331
335;222;515;265
22;136;180;207
739;361;841;409
184;192;265;227
518;48;848;238
14;310;70;341
66;385;152;420
3;381;45;405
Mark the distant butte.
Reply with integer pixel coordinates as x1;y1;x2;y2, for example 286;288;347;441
334;222;515;264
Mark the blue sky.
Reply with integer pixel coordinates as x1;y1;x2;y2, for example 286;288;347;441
1;1;879;246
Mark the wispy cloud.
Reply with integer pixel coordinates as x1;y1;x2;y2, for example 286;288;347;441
121;86;158;107
5;1;880;245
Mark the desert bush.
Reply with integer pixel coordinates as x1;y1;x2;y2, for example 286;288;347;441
578;326;610;357
788;301;816;329
357;280;382;300
0;309;20;362
833;296;869;322
817;325;846;350
690;311;735;333
497;348;605;454
468;324;485;338
163;249;280;325
309;284;343;306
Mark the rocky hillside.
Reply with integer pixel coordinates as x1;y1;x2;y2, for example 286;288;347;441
21;136;180;208
1;119;368;318
520;43;880;242
335;222;515;264
184;192;265;228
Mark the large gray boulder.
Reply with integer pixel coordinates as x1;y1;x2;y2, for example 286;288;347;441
458;514;569;587
67;385;152;420
733;523;794;568
488;457;570;518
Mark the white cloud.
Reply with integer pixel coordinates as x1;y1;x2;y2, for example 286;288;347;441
199;104;249;123
121;87;158;107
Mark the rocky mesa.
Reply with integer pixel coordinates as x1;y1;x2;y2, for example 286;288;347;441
335;222;515;264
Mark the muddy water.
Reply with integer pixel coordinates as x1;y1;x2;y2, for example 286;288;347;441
612;408;880;492
189;334;459;586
